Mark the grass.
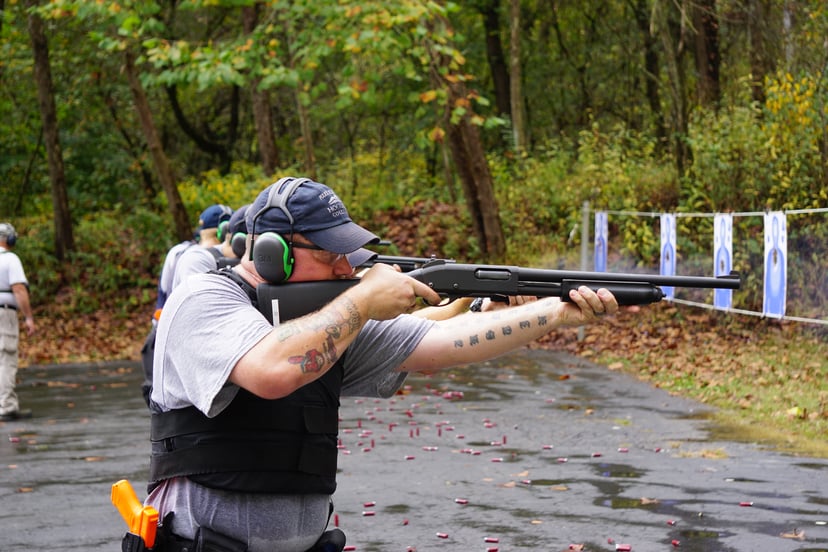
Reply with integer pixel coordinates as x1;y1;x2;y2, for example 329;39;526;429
573;305;828;458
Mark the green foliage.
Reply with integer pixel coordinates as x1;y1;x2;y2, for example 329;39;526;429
65;208;166;312
3;0;827;325
686;71;828;214
320;144;461;224
685;105;770;211
13;218;63;306
761;72;828;208
18;206;167;314
484;124;673;267
176;162;271;223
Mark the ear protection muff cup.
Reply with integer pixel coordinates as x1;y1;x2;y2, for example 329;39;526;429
231;232;247;258
253;232;293;283
249;177;312;283
217;220;229;243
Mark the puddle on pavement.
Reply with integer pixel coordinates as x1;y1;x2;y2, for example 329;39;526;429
723;476;765;483
676;529;735;549
809;495;828;507
381;503;410;514
520;478;569;487
590;462;647;479
601;496;663;510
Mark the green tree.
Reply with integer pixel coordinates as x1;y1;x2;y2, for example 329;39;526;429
27;0;74;259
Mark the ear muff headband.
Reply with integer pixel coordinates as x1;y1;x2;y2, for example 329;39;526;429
250;177;312;283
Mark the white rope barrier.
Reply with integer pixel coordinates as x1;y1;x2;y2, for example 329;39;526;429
583;202;827;326
601;206;828;218
667;298;828;326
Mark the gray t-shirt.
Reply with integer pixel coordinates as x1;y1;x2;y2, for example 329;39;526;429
148;271;434;551
170;245;224;290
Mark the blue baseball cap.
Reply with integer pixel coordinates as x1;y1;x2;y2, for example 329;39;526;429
246;178;379;254
198;204;233;230
347;248;377;269
228;204;250;235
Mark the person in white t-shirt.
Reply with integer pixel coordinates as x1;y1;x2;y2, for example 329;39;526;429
0;222;35;422
171;204;234;289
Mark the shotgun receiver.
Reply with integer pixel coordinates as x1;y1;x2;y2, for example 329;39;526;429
358;254;454;272
256;258;741;324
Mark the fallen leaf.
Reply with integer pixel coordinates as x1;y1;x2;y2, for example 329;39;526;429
779;528;804;540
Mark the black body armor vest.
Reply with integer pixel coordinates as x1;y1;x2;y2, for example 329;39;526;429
148;269;343;494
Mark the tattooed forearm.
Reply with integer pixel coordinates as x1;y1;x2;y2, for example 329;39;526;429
275;323;301;342
288;326;341;374
289;349;326;373
452;314;544;348
306;309;347;333
280;294;365;375
340;295;362;334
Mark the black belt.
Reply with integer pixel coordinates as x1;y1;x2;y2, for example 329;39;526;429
156;526;345;552
0;304;16;310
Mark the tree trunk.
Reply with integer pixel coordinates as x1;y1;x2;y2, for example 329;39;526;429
631;0;667;149
282;24;317;179
27;0;74;260
164;84;237;174
251;86;279;177
657;0;692;177
124;50;192;242
296;90;317;180
424;14;506;260
783;1;794;67
243;5;279;177
478;0;511;118
509;0;527;153
746;0;775;106
692;0;721;107
445;111;506;260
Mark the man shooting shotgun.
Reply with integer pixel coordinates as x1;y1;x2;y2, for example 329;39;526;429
114;177;739;552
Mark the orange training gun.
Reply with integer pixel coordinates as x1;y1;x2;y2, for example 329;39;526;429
111;479;159;550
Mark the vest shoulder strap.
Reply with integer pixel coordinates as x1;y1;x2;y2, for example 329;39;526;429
211;268;258;307
206;246;223;262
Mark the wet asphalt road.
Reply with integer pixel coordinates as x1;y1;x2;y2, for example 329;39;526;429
1;351;826;552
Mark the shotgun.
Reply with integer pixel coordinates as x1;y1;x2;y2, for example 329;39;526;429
256;257;741;324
